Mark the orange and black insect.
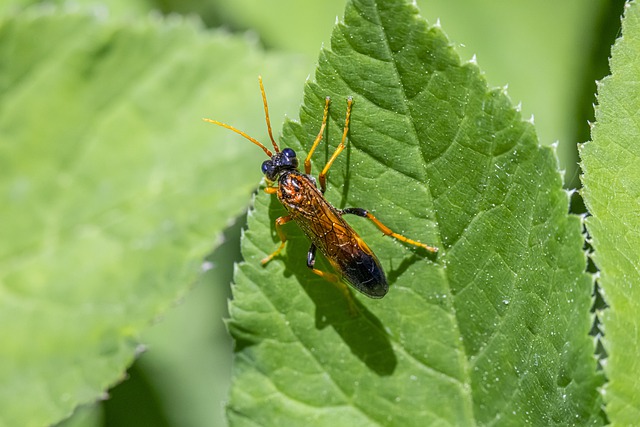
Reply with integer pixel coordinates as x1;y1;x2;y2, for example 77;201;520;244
205;77;437;302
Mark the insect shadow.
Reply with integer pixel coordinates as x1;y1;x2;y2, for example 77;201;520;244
267;196;398;376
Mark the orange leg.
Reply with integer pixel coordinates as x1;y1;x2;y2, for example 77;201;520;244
319;97;353;193
304;97;331;176
306;244;358;314
342;208;438;253
264;186;278;195
261;215;292;265
306;244;341;282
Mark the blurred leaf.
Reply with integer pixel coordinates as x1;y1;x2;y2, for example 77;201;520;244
0;6;307;427
0;0;151;17
580;1;640;424
211;0;346;55
135;218;244;427
227;0;603;425
56;404;102;427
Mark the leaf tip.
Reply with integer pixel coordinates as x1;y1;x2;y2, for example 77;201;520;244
135;344;147;356
201;260;215;272
526;113;535;125
564;187;578;209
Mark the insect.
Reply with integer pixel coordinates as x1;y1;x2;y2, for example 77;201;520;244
204;77;437;305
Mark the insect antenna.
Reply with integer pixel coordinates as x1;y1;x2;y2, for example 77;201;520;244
258;75;280;153
203;76;282;158
203;117;274;158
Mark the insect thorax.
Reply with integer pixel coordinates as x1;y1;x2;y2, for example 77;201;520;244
277;170;317;209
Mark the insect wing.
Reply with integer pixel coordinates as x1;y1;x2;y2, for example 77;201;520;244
336;235;387;298
281;173;388;298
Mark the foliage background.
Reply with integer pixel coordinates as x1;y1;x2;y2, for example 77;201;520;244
0;0;627;426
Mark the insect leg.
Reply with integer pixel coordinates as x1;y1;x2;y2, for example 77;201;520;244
318;97;354;193
304;97;331;176
341;207;438;253
306;243;317;268
306;244;358;314
261;215;293;265
264;186;278;195
306;244;337;281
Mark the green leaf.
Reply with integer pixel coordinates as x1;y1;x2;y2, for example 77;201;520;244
0;7;307;427
580;1;640;425
227;0;603;425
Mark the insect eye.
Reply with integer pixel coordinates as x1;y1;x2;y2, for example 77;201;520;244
282;148;296;158
261;161;272;175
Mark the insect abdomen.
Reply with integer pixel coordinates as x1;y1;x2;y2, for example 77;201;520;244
339;250;388;298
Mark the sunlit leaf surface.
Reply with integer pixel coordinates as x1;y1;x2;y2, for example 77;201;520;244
227;0;603;425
